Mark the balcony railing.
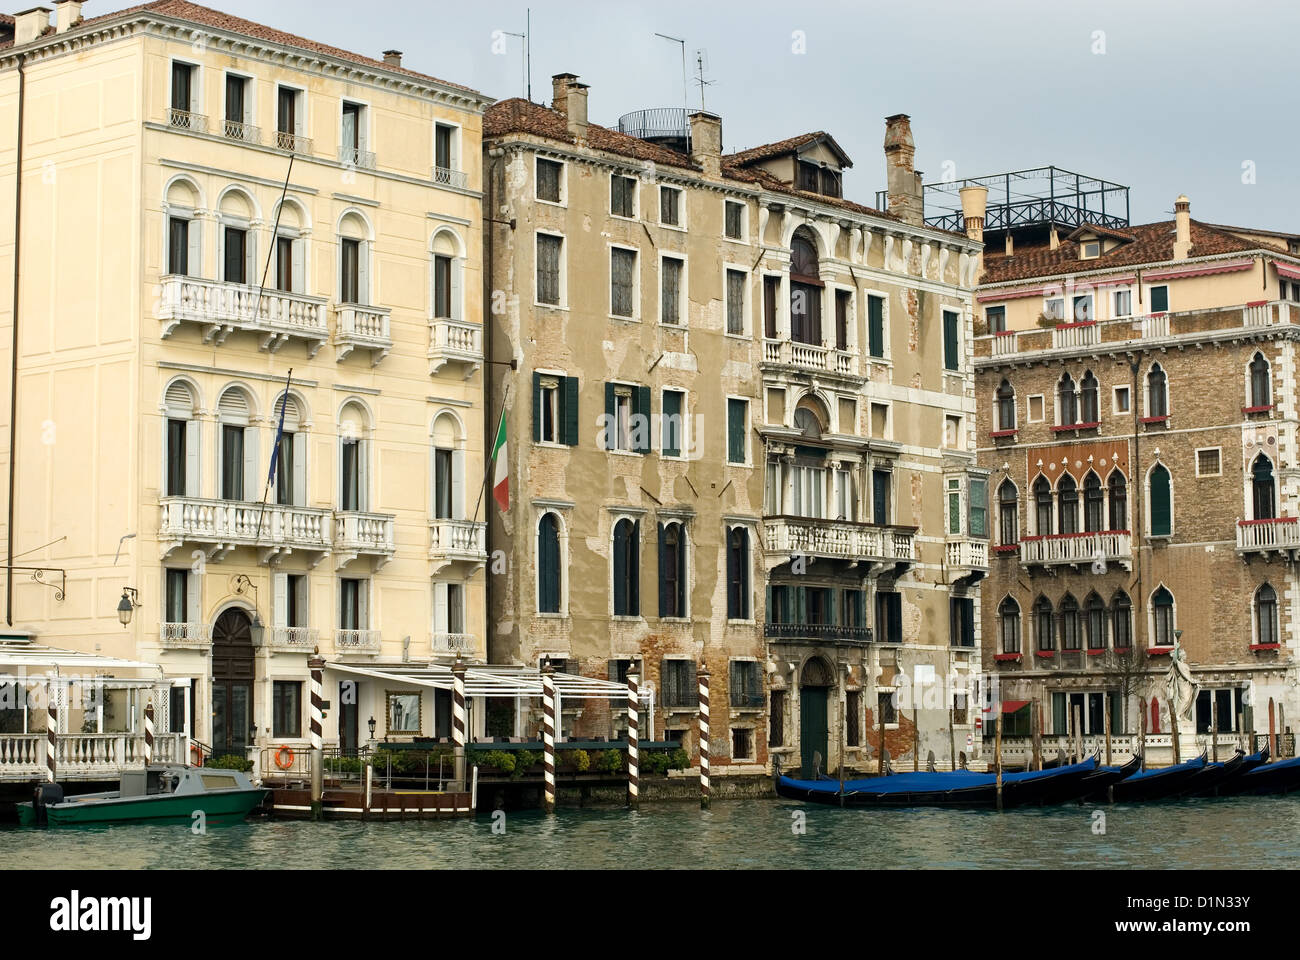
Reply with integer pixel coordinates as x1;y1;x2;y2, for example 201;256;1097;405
0;733;186;782
222;119;261;144
946;537;989;570
1019;530;1131;569
338;145;376;170
431;632;475;655
275;130;313;154
761;339;858;378
764;516;914;564
1138;313;1169;338
157;276;329;353
991;331;1019;356
159;498;332;561
429;518;487;568
335;629;382;654
167;108;208;133
334;304;393;365
764;622;873;644
1050;321;1099;349
1237;517;1300;555
159;622;213;649
334;511;396;569
433;165;468;188
428;318;483;376
270;626;320;652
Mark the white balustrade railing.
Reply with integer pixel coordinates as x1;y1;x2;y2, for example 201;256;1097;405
1019;530;1131;566
1237;517;1300;551
428;318;483;370
157;276;329;343
433;165;469;188
764;517;914;562
946;538;989;568
270;626;320;651
335;305;392;343
335;511;396;556
1138;313;1169;339
167;108;208;133
0;733;185;780
1244;302;1273;327
428;518;487;561
1051;321;1100;349
338;145;376;169
275;130;313;154
222;119;261;144
991;332;1019;356
761;339;858;377
159;622;213;648
431;632;475;655
160;498;332;550
335;629;382;653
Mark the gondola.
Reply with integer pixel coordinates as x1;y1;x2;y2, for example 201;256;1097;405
772;756;1099;809
1178;749;1265;798
1217;753;1300;796
1101;751;1207;803
1071;755;1142;803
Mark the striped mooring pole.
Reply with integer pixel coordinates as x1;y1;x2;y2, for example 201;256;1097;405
698;662;710;810
144;698;155;766
541;663;557;814
308;651;325;820
46;681;57;783
626;670;639;809
451;658;467;790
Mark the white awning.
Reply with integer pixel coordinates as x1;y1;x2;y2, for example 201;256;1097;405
0;641;163;674
324;661;653;704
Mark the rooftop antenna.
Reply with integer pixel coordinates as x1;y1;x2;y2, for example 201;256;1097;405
693;48;714;111
502;28;526;99
654;32;687;112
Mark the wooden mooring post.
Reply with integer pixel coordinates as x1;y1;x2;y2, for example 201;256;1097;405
994;710;1003;811
1211;695;1219;763
1104;692;1112;767
1138;697;1147;769
1168;698;1181;765
912;706;919;772
1072;704;1083;765
1031;699;1042;771
697;663;710;810
308;653;325;821
948;706;956;773
1269;698;1277;761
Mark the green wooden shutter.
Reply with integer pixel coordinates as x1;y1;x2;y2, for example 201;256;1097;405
662;390;682;458
657;522;668;617
532;371;543;442
604;382;616;450
685;660;697;705
727;399;745;463
765;585;774;624
634;386;651;454
630;520;641;615
943;311;959;370
868;296;884;357
563;377;580;446
796;585;807;625
1150;466;1171;536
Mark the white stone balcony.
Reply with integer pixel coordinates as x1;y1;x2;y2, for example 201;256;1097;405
269;626;320;653
158;621;213;650
1050;321;1099;349
335;629;381;655
334;511;396;570
433;165;468;188
429;518;488;572
946;537;989;575
166;108;208;133
431;632;476;656
1019;530;1132;571
221;118;261;144
338;145;376;170
275;130;313;154
159;498;333;564
428;318;483;377
334;304;393;365
763;516;914;569
157;276;329;354
0;733;186;782
761;339;858;379
1237;517;1300;558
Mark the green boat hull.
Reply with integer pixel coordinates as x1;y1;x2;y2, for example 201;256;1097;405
19;788;266;827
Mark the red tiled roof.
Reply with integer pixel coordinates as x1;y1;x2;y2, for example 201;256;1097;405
981;219;1262;285
724;131;853;169
3;1;486;97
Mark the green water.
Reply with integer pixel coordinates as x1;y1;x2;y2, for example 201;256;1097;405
3;797;1297;869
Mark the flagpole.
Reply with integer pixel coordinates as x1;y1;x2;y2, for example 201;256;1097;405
472;381;510;524
253;368;294;545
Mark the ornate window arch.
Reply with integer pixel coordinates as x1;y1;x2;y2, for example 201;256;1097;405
999;596;1021;654
1251;453;1276;521
431;227;466;322
1150;585;1175;648
338;398;373;511
1254;583;1278;647
162;378;201;498
337;208;375;305
216;384;258;502
996;379;1016;432
1248;351;1271;409
612;517;641;617
536;511;565;614
998;478;1019;546
1033;595;1054;652
657;519;688;618
431;410;467;521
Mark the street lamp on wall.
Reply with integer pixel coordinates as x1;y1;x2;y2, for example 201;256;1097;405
367;715;377;740
117;588;140;627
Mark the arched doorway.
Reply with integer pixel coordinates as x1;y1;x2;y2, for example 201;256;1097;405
211;607;255;759
799;656;834;779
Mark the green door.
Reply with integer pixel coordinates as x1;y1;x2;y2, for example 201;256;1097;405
800;687;829;779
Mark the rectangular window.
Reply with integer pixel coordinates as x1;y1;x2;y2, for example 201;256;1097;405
661;660;697;708
536;376;559;444
942;310;960;370
339;578;363;630
340;439;360;511
1044;298;1065;321
726;268;746;335
611;247;637;318
221;424;244;501
1196;448;1222;477
729;660;762;708
224;74;247;126
605;382;649;454
727;398;748;464
165;569;188;623
341;101;363;151
223;226;247;284
434;123;455;172
662;389;684;458
660;256;683;325
273;681;302;739
167;217;189;276
275;236;294;292
763;276;780;338
724;200;744;240
872;470;891;524
340;238;360;304
730;727;754;760
286;574;307;627
426;256;451;320
536;158;562;203
1113;385;1130;414
769;690;785;747
985;305;1006;334
1072;294;1094;322
867;295;885;358
171;61;194;113
611;174;637;218
166;419;187;497
727;527;750;619
536;233;562;305
877;691;898;725
947;478;962;535
434;447;453;518
797;161;819;192
1028;395;1045;422
275;432;295;506
1149;285;1169;313
876;590;902;644
969;477;987;538
950;597;975;647
1114;289;1132;317
834;290;851;351
846;691;861;746
659;186;681;226
276;87;299;138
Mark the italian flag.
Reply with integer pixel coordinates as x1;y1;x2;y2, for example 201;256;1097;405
491;406;509;512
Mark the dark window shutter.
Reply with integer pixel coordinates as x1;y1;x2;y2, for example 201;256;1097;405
613;521;628;615
630;520;641;615
725;530;738;618
607;659;619;682
532;371;543;442
796;585;807;625
727;399;745;463
685;661;697;704
943;311;959;370
604;382;616;450
765;584;773;623
634;386;651;454
657;523;669;617
868;296;884;357
1150;467;1171;536
659;659;672;707
563;377;580;446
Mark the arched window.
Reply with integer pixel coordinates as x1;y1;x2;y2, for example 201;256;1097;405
1249;352;1271;408
657;521;687;618
1085;592;1106;651
1152;587;1174;648
1058;373;1077;426
1080;371;1099;424
1058;474;1079;535
537;513;562;613
1147;363;1168;418
1111;591;1132;650
217;187;257;285
789;228;823;345
996;380;1015;432
431;412;466;521
1000;597;1021;654
338;211;372;305
272;198;308;294
793;405;823;439
998;479;1019;545
1034;476;1053;536
1083;471;1103;533
1108;471;1128;531
217;385;257;502
1256;583;1278;646
431;228;464;321
1149;464;1172;536
272;392;306;506
162;380;199;498
338;400;371;511
726;527;750;620
612;518;641;617
1060;594;1081;651
1252;454;1276;521
164;176;202;278
1034;596;1054;652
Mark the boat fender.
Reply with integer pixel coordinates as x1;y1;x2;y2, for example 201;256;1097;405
190;743;203;767
275;745;295;770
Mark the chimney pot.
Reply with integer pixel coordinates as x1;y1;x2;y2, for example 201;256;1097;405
551;72;579;114
382;50;403;67
14;6;53;44
1173;194;1192;259
688;111;722;177
550;74;588;141
883;114;923;226
54;0;81;33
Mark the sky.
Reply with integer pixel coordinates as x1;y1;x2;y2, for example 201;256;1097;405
88;0;1300;231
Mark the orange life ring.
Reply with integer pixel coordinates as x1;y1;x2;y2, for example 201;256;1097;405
275;746;295;770
190;743;203;767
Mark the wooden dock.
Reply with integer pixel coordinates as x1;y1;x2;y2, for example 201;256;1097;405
264;785;473;820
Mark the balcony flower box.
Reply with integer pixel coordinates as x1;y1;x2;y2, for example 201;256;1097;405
1034;650;1055;659
994;652;1022;663
1250;643;1281;652
1147;645;1174;656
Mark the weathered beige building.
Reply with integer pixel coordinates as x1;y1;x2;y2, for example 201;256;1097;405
0;2;491;760
485;76;984;777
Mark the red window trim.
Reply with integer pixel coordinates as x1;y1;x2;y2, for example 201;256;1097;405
994;329;1017;337
994;544;1019;554
1051;421;1101;433
1250;643;1281;651
1112;647;1132;654
1246;299;1269;307
1054;319;1097;330
994;652;1023;662
990;429;1018;439
1140;415;1169;425
1242;405;1275;414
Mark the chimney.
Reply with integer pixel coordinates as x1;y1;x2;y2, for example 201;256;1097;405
959;185;988;273
688;111;722;177
14;7;52;44
884;114;923;227
382;50;403;68
54;0;80;32
1049;226;1060;251
550;73;588;141
551;72;578;113
1173;194;1192;259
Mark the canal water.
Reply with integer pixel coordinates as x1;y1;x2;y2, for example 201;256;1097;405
2;796;1296;869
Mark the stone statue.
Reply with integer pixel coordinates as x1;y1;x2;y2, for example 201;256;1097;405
1164;638;1199;722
